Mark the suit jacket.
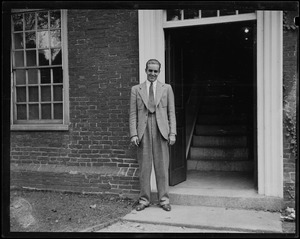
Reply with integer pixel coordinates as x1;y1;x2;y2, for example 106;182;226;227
129;80;177;141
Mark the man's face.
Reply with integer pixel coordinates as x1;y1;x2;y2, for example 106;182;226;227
145;63;160;82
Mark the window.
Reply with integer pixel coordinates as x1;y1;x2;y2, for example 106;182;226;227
11;9;69;130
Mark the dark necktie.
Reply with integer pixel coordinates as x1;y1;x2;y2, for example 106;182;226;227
148;82;155;113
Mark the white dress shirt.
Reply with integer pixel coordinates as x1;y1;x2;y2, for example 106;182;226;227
146;80;157;100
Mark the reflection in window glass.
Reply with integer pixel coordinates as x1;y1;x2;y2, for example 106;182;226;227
15;51;24;67
54;103;63;119
16;70;26;85
26;50;37;66
184;9;199;19
50;30;61;48
40;68;51;83
29;86;39;102
220;9;237;16
25;32;36;48
41;104;51;119
53;68;63;83
53;85;63;101
38;31;49;48
13;14;23;31
16;87;26;102
29;104;39;119
17;105;27;120
37;12;48;29
25;12;36;30
41;86;51;101
39;49;50;66
167;10;182;21
201;10;218;18
14;33;23;49
28;69;38;84
50;11;61;28
51;49;62;65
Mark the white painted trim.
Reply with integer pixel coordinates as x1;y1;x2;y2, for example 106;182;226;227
138;10;165;84
257;11;283;197
139;10;283;198
163;13;256;28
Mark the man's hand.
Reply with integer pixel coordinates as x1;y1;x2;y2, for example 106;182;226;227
131;136;139;146
168;135;176;145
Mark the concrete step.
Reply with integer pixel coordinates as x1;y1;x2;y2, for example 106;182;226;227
197;114;247;125
123;204;282;233
193;135;247;147
190;147;248;160
152;171;283;211
187;159;253;172
196;125;247;136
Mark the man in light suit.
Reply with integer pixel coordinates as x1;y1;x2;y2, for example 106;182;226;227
129;59;176;211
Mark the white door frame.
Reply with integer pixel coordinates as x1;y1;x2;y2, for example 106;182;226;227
138;10;283;197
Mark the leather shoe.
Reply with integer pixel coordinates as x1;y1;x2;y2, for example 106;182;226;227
160;204;171;211
136;203;148;211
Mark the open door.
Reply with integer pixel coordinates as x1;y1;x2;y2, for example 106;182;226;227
166;30;187;186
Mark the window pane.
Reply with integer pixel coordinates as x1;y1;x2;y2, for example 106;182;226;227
167;9;182;21
12;14;23;31
239;9;255;14
50;30;61;47
16;70;26;85
26;50;37;66
220;9;236;16
53;85;63;101
53;68;63;83
16;87;26;102
41;86;51;101
54;103;63;119
201;10;218;18
17;104;27;120
15;51;24;67
13;33;23;49
50;11;61;28
29;104;39;119
38;31;49;48
40;68;51;83
37;12;48;29
25;32;36;48
41;104;51;119
29;86;38;102
25;12;36;30
28;69;38;84
39;50;50;66
184;9;199;19
51;49;62;65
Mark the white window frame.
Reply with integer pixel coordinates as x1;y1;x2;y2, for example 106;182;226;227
10;9;69;131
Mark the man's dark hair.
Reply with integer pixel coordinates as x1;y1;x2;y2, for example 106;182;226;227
145;59;161;71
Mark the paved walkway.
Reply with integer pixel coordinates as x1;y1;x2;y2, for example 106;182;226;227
97;204;282;233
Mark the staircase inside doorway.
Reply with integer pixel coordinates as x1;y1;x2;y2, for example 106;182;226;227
188;78;254;173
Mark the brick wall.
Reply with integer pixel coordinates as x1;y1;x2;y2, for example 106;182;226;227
10;9;140;198
282;11;298;207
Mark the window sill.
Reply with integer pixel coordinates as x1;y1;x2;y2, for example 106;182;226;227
11;124;69;131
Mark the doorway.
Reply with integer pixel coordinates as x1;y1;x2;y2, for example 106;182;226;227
166;21;257;189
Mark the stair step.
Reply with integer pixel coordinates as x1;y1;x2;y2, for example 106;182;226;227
190;147;248;160
187;159;253;172
193;135;247;147
196;125;247;136
197;114;247;125
152;171;283;211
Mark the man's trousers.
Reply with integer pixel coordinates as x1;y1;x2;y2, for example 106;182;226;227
137;112;170;206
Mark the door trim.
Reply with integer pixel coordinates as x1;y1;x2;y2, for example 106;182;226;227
138;10;283;197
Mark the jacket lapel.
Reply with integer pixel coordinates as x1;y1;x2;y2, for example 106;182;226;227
155;81;164;107
138;81;149;110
